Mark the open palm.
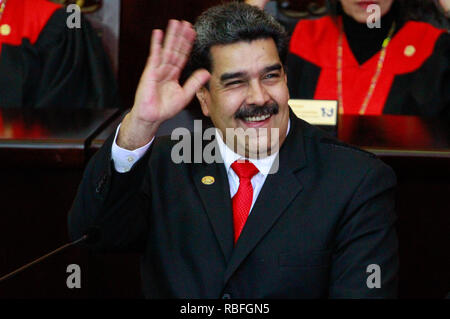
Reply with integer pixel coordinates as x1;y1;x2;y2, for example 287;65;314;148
133;20;211;125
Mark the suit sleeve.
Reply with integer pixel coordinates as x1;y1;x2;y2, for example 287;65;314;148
68;134;152;253
328;159;399;298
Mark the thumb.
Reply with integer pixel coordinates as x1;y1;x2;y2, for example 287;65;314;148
182;69;211;101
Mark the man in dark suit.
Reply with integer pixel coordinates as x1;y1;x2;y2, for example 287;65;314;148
68;3;398;298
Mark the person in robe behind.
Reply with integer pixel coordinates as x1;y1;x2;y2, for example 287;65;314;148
0;0;119;108
246;0;450;119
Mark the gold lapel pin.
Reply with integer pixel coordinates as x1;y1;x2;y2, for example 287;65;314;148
201;176;215;185
404;45;416;57
0;24;11;36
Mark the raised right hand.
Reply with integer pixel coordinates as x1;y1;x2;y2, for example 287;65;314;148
117;20;211;150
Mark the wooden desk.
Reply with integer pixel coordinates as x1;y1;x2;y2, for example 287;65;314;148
338;115;450;299
0;108;120;167
339;115;450;157
338;115;450;178
0;108;121;298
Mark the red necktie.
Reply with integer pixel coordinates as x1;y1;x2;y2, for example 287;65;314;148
231;160;259;244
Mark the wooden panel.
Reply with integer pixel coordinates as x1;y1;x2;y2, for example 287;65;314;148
338;115;450;158
338;115;450;299
0;108;121;167
0;108;122;298
0;168;88;298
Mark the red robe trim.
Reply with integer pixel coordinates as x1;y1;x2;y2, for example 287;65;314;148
290;16;446;115
0;0;61;53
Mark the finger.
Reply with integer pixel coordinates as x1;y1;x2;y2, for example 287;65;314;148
161;22;195;81
162;20;182;64
148;29;163;69
173;21;196;55
163;21;196;69
161;22;196;81
171;21;196;70
182;69;211;101
163;19;181;48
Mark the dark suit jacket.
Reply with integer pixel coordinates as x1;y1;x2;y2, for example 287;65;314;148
68;111;398;298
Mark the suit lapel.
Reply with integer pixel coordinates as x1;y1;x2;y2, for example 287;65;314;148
192;138;234;263
223;112;307;284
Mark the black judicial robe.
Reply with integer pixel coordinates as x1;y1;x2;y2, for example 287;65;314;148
287;16;450;119
0;0;119;108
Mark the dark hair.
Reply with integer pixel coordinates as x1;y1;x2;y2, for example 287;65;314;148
189;2;289;74
326;0;446;26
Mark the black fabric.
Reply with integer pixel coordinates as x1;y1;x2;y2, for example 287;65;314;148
0;8;119;108
287;31;450;120
286;52;321;99
342;6;398;65
383;32;450;119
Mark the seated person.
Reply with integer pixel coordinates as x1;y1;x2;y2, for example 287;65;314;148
0;0;119;108
69;3;398;298
246;0;450;118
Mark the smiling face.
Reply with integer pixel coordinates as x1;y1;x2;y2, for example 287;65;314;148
340;0;394;23
196;38;290;159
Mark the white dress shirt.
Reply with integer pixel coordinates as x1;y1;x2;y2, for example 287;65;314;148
111;120;290;214
111;124;155;173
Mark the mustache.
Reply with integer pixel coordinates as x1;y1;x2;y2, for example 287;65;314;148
234;102;279;119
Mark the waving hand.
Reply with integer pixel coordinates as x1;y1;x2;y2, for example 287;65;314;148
117;20;211;150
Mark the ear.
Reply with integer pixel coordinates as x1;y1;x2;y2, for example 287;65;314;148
196;87;210;117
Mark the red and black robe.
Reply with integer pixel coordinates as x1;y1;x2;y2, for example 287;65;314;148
0;0;119;108
287;16;450;118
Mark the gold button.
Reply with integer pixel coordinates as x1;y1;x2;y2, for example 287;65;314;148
201;176;215;185
0;24;11;36
404;45;416;57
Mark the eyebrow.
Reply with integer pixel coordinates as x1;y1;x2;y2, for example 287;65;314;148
220;71;245;83
219;63;283;83
263;63;282;74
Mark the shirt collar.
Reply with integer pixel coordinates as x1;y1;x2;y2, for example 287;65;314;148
215;119;291;177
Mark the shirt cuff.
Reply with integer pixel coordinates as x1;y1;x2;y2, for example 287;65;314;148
111;123;154;173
